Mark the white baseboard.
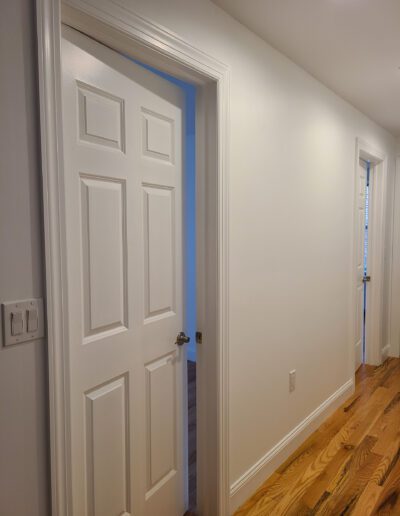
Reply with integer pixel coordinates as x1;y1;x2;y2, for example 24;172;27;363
229;377;354;513
381;344;390;361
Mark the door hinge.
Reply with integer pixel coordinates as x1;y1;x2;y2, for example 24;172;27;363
196;331;202;344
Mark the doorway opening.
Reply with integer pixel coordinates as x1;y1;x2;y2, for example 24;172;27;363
130;59;198;512
354;138;387;369
362;160;371;364
38;3;230;514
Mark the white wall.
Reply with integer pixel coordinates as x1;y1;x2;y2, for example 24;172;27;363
124;0;397;504
0;1;49;514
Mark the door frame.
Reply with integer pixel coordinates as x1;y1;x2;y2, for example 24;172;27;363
352;138;387;368
389;156;400;359
36;1;231;515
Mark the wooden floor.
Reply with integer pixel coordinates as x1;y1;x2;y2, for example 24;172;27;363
235;357;400;516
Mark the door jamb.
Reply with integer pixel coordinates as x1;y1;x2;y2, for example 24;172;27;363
389;156;400;358
36;1;231;515
352;138;387;368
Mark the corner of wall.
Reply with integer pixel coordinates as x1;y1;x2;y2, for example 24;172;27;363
229;377;355;514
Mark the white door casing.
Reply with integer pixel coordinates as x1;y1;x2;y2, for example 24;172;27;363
353;138;387;369
37;1;231;514
355;160;368;370
61;25;186;515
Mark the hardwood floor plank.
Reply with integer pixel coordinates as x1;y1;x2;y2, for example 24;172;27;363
240;431;337;513
370;395;400;457
300;445;353;509
370;456;400;515
233;473;281;516
351;483;383;516
268;427;360;514
314;435;382;515
240;493;283;516
381;363;400;392
342;387;396;448
234;358;400;516
350;437;400;514
269;387;393;514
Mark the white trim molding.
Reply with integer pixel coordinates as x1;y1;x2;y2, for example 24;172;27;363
388;156;400;359
36;1;71;515
229;378;354;513
36;1;231;515
62;0;228;82
381;344;390;361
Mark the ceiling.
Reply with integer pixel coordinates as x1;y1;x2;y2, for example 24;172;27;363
212;0;400;137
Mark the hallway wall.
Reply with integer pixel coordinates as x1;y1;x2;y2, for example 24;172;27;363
0;1;50;514
124;0;397;507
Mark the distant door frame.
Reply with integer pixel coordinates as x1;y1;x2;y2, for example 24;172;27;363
36;1;231;515
389;156;400;359
352;138;387;368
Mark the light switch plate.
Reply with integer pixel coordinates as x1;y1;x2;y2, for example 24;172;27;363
2;298;45;347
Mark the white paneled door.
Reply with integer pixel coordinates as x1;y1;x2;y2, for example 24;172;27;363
355;159;368;371
61;26;186;515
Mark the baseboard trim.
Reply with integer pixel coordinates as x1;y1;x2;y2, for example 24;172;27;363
229;377;354;513
381;344;390;361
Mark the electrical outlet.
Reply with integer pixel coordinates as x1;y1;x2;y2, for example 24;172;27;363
289;370;296;392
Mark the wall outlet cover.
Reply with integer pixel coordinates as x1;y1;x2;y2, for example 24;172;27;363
289;369;296;392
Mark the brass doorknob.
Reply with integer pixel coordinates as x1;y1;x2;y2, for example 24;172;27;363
175;331;190;346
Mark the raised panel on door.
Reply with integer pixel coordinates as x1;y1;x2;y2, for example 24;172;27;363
145;353;177;496
85;376;130;516
143;185;175;321
77;81;126;151
142;108;174;163
80;176;128;343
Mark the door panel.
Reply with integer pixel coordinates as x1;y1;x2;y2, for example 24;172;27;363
80;176;127;338
142;108;174;162
85;376;130;516
61;26;185;516
77;81;125;151
143;185;175;320
146;354;177;491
